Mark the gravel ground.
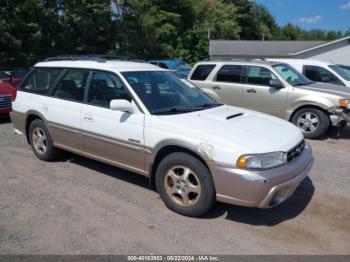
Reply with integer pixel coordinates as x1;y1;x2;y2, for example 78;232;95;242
0;115;349;255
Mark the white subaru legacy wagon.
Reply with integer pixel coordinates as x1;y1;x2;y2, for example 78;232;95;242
10;56;314;217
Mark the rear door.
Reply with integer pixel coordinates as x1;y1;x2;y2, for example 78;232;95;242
242;65;287;118
210;64;244;106
46;68;89;150
81;70;145;174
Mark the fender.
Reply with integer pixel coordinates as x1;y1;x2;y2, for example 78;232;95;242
286;97;334;120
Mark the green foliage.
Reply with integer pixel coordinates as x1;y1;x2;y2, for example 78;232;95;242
0;0;348;67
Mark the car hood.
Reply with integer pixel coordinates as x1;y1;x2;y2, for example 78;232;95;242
158;105;303;153
298;82;350;97
0;83;16;95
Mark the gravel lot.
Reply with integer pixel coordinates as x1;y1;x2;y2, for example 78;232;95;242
0;115;349;255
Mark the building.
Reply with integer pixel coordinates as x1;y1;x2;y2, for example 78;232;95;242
209;36;350;64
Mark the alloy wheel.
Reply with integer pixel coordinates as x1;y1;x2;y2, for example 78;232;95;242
164;165;202;207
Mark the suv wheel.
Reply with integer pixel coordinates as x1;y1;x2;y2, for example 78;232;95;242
292;108;329;139
29;119;60;161
156;152;215;217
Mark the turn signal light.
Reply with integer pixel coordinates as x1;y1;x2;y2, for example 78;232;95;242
339;99;349;108
236;156;247;168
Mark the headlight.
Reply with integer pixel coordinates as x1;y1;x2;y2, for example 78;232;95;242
236;152;287;170
339;99;349;108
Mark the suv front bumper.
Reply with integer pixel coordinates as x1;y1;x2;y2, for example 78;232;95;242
209;144;314;208
329;108;350;126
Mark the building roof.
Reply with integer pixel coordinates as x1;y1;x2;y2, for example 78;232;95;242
209;36;350;58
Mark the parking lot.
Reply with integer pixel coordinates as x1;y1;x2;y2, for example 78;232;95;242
0;115;349;255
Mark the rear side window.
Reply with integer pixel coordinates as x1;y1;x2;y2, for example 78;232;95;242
303;65;343;85
245;66;277;86
216;65;243;83
22;68;61;94
53;69;89;102
190;64;216;81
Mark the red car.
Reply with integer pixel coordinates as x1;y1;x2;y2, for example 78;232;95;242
0;70;22;87
0;81;17;114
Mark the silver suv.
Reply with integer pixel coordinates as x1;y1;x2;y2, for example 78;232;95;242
188;60;350;139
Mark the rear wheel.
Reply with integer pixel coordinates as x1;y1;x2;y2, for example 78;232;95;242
29;119;60;161
292;108;329;139
156;152;215;217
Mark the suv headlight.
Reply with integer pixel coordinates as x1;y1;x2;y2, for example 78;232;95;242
339;99;349;108
236;152;287;170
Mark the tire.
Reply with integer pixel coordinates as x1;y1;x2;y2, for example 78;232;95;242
291;108;330;139
28;119;60;161
155;152;215;217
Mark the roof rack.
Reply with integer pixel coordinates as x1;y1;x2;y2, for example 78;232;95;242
43;55;137;63
203;58;254;62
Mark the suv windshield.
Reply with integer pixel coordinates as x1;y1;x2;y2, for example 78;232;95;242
122;71;221;115
273;63;313;86
331;65;350;81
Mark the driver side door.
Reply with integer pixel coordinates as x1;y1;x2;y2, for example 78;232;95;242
242;66;288;118
81;70;146;175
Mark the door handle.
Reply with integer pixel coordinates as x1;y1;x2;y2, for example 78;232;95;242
84;115;94;122
246;88;257;93
212;85;221;90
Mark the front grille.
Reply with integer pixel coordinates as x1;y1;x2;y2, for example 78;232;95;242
287;140;305;163
0;94;12;110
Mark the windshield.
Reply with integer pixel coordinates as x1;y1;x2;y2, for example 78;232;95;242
273;63;313;86
0;71;10;79
331;65;350;81
12;70;28;78
173;62;191;71
122;71;221;115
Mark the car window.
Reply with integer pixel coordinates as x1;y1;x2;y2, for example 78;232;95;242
273;63;312;86
190;64;216;81
158;63;169;69
22;68;61;94
11;70;28;78
53;69;89;102
303;65;343;85
87;71;132;108
215;65;243;83
245;66;277;86
330;65;350;81
0;71;10;79
122;71;219;115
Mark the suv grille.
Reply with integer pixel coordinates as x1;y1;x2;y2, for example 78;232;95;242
0;95;12;110
287;140;305;163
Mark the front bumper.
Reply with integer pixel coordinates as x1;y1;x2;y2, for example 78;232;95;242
329;108;350;126
0;108;12;114
210;144;314;208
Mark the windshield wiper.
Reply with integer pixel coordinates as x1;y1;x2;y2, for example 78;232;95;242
152;103;223;115
152;107;203;115
197;103;223;108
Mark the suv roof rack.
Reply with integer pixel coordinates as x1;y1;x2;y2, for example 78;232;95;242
43;55;143;63
203;58;254;62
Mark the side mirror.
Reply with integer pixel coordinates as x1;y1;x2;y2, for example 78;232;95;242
110;99;135;113
269;79;284;89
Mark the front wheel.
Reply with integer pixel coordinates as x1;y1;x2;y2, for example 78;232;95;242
155;152;216;217
291;108;330;139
